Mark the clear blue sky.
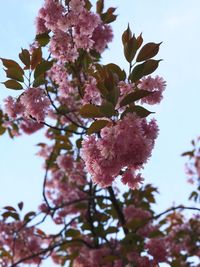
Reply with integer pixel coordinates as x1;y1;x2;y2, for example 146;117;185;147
0;1;200;265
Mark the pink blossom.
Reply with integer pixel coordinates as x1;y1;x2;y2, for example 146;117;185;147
56;154;73;172
123;205;151;222
35;16;47;34
138;75;166;105
20;119;43;134
49;30;78;62
81;113;158;188
20;87;50;122
4;96;24;118
92;24;113;53
121;169;144;189
118;81;133;95
145;238;167;263
83;77;101;105
37;0;63;32
0;221;49;265
70;0;85;14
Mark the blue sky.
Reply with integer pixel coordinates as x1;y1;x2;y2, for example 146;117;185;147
0;1;200;266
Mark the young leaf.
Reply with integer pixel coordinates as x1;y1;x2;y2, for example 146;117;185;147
2;80;23;90
34;60;53;79
1;58;23;72
122;24;132;44
96;0;104;13
142;59;162;76
19;49;30;68
130;59;161;82
99;101;115;117
18;202;24;211
31;47;42;70
87;119;109;135
124;36;138;63
136;42;162;62
101;8;117;24
5;68;24;82
132;105;154;118
120;90;153;107
35;32;50;47
137;33;143;48
105;63;126;81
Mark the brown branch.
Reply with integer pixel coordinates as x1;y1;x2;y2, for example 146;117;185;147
107;186;129;235
9;238;93;267
153;205;200;220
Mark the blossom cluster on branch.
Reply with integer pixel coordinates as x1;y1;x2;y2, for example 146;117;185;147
0;0;199;266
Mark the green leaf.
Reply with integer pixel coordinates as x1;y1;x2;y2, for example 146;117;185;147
65;229;80;238
106;86;120;106
2;212;20;221
136;42;162;62
24;211;36;222
33;75;45;87
122;105;154;118
181;150;195;157
84;0;92;10
3;206;17;212
79;104;103;118
120;90;153;107
35;32;50;47
87;119;109;135
124;36;138;63
0;125;6;135
129;63;145;82
5;68;24;82
105;63;126;81
99;102;115;117
19;49;30;68
34;60;53;79
106;226;118;234
76;138;83;149
132;105;154;118
2;80;23;90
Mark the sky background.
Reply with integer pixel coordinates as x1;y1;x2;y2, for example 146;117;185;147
0;1;200;266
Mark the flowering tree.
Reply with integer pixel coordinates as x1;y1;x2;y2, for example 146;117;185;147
0;0;199;266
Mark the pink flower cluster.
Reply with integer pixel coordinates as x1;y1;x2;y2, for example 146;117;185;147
82;77;101;105
0;221;48;266
81;113;158;188
20;87;50;122
123;205;151;222
36;0;113;62
42;156;86;224
4;87;50;123
138;75;166;105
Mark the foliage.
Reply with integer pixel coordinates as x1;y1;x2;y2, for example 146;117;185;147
0;1;199;267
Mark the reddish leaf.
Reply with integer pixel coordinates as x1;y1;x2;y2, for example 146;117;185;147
80;104;103;118
122;24;132;44
136;42;162;62
31;47;42;70
87;119;109;135
19;49;30;68
2;80;23;90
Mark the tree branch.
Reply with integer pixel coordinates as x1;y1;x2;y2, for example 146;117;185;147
107;186;129;235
